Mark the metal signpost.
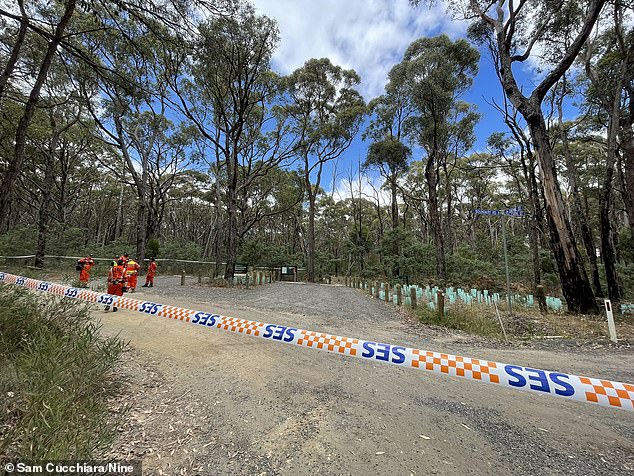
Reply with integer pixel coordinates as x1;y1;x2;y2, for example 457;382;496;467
474;206;525;315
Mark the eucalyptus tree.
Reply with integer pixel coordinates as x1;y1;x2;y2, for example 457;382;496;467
428;0;607;313
486;94;545;290
396;34;479;284
78;16;179;266
169;4;300;281
0;0;77;225
0;0;207;224
364;73;415;230
455;153;500;249
581;3;633;301
282;58;366;282
363;140;410;277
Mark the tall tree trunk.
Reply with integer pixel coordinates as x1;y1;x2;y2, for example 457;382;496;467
34;116;59;268
114;182;124;240
390;177;400;277
524;153;542;287
136;198;147;268
224;153;239;282
621;125;634;241
487;0;604;313
0;0;29;100
390;178;398;229
527;114;597;313
425;161;445;283
306;192;316;283
303;156;324;283
557;91;603;297
599;66;626;302
0;0;76;223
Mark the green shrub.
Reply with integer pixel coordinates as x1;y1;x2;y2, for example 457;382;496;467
147;239;160;258
0;285;126;459
0;226;37;256
159;241;202;260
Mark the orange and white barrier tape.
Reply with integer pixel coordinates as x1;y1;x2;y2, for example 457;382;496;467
1;272;632;411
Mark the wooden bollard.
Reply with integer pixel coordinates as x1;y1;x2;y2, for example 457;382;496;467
345;276;349;287
198;270;202;284
180;270;186;286
437;291;445;318
386;283;391;303
535;285;547;314
396;284;402;306
410;287;417;309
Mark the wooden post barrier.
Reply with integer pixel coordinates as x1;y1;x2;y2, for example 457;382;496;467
535;285;547;314
410;287;417;310
437;291;445;318
180;270;186;286
396;284;402;306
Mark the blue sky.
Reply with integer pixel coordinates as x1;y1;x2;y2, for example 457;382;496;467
251;0;543;200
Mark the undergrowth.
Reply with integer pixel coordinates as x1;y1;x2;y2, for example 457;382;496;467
417;305;507;338
0;284;127;460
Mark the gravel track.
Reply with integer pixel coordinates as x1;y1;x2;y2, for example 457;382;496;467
95;277;634;475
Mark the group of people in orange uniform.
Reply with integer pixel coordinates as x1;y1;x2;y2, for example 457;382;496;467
76;253;158;312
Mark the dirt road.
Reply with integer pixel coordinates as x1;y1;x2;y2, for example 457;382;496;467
98;278;634;475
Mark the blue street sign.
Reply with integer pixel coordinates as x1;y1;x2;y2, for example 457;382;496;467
474;209;501;216
475;206;525;218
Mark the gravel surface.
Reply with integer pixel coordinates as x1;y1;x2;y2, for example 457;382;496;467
94;277;634;475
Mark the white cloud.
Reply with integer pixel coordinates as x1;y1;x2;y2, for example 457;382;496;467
252;0;468;100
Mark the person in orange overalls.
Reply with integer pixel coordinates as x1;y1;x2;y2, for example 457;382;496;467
106;259;126;312
78;254;95;286
119;253;130;291
126;257;141;292
142;257;157;287
119;253;129;265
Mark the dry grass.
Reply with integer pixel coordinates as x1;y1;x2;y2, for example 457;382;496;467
416;301;634;342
